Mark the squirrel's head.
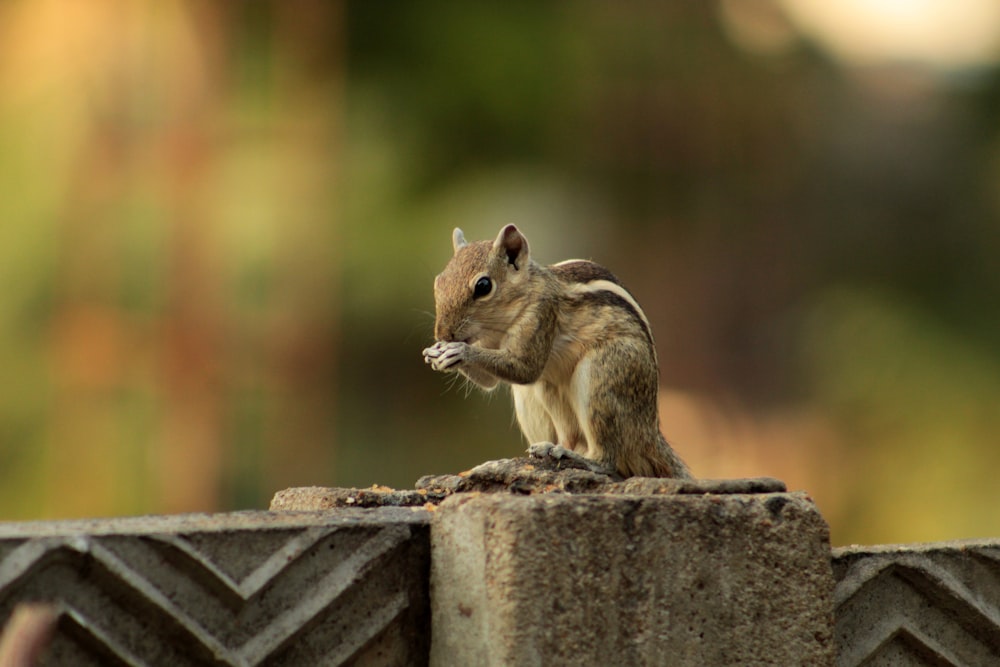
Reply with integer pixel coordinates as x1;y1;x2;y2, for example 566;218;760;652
432;224;532;346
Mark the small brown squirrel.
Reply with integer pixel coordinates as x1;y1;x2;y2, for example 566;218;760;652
423;224;691;479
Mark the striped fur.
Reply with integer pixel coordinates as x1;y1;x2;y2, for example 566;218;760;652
424;226;690;479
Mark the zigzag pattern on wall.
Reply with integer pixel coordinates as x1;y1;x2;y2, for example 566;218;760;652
833;543;1000;667
0;515;430;666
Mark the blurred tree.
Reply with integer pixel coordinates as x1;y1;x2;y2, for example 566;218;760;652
340;0;1000;544
0;0;342;517
0;0;998;546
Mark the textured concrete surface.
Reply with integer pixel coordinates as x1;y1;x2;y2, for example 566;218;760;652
270;485;448;510
0;509;431;666
833;540;1000;667
270;455;786;511
3;463;996;667
417;457;786;496
431;492;835;667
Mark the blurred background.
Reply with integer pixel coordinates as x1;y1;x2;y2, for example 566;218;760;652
0;0;998;546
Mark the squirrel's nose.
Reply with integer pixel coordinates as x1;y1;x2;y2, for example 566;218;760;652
434;323;452;342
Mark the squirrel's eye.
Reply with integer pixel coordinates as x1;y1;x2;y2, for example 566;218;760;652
473;276;493;299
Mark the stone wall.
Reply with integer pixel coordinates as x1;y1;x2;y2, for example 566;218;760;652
0;463;996;666
833;540;1000;666
0;510;430;666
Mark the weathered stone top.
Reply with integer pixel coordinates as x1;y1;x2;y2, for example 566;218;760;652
833;539;1000;558
269;455;787;511
0;508;429;538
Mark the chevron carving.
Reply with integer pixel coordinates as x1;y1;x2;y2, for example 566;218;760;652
833;542;1000;667
0;511;430;666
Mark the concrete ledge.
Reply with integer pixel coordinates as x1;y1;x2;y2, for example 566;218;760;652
431;492;834;666
833;540;1000;666
28;461;995;665
269;456;786;511
1;462;996;665
0;509;431;666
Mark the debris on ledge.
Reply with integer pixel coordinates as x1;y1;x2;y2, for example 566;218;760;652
269;454;786;511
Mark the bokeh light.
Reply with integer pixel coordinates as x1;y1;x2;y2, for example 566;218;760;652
0;1;998;547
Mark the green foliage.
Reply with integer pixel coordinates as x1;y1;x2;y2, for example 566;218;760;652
0;3;998;545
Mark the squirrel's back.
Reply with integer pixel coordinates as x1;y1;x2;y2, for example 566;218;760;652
544;259;688;478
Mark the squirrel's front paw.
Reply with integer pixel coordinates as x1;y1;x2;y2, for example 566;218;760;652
422;341;467;372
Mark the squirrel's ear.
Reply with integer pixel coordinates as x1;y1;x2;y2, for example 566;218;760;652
452;228;468;254
492;224;529;270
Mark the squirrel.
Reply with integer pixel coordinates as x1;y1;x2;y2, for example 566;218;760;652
422;224;691;479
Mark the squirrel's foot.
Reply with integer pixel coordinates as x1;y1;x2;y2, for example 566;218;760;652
422;341;467;372
527;442;616;476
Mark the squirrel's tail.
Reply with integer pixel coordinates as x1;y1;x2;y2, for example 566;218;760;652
651;434;693;479
616;434;692;479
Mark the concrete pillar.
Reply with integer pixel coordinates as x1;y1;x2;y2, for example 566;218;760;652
431;492;835;666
